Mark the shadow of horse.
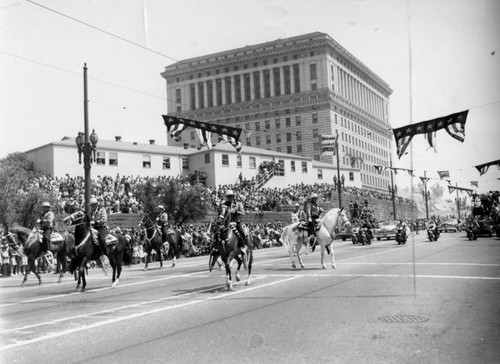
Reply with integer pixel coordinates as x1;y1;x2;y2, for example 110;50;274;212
6;226;75;287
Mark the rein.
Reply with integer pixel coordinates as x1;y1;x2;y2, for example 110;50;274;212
139;217;159;242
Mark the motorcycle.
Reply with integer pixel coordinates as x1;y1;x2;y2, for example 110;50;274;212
427;228;440;242
395;227;406;245
466;225;479;240
352;227;371;245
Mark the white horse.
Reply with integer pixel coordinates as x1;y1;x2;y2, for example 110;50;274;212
281;207;350;269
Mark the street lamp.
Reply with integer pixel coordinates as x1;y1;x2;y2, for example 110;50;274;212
75;63;98;217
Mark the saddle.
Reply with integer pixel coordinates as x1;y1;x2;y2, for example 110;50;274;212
90;229;118;246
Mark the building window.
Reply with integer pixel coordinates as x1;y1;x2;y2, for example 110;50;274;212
266;135;271;144
287;145;292;154
96;151;105;165
286;132;292;142
291;161;296;172
189;83;196;109
205;153;210;164
313;142;320;151
237;155;242;167
175;88;182;104
190;130;196;140
244;73;251;101
253;71;261;99
265;120;271;130
295;116;301;126
318;169;323;180
293;64;300;92
349;172;354;181
224;76;232;104
273;67;281;96
109;152;118;166
284;65;291;95
312;129;319;138
234;75;241;103
163;157;171;169
207;80;213;107
296;131;302;140
263;69;271;98
197;82;204;108
276;134;282;143
311;83;317;90
216;79;223;105
312;113;318;124
182;157;189;170
143;155;151;168
256;136;261;145
255;121;260;131
285;117;291;127
222;154;229;166
276;146;282;153
302;161;308;173
310;64;317;80
275;118;281;129
249;157;256;169
297;144;302;153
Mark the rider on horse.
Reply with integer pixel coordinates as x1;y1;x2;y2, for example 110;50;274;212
219;189;248;254
291;203;307;224
37;201;54;253
90;197;108;259
305;193;324;252
156;205;169;243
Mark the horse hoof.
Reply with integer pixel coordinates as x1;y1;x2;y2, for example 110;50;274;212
111;282;117;288
291;262;296;269
332;265;337;269
301;264;306;269
171;263;176;268
322;265;327;269
236;274;241;282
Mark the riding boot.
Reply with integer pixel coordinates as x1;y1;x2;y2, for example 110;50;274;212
310;235;317;252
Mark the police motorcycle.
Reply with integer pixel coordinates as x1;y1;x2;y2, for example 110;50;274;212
465;222;479;241
427;225;440;242
352;226;372;245
395;226;407;245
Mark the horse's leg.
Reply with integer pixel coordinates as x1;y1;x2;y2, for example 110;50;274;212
330;244;336;269
209;250;220;272
157;247;163;269
225;251;235;290
57;251;65;283
246;249;253;286
320;243;327;269
235;256;242;282
143;249;149;271
296;237;306;269
21;259;35;287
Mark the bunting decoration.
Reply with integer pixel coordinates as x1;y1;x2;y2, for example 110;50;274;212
320;134;338;154
163;115;243;153
448;185;474;197
437;170;450;180
474;159;500;176
195;128;212;149
373;165;386;174
419;176;430;184
393;110;469;158
470;181;478;188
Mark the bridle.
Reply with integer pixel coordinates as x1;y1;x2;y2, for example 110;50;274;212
139;216;159;242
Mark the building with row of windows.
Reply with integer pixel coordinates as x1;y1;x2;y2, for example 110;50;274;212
24;136;361;189
161;32;394;192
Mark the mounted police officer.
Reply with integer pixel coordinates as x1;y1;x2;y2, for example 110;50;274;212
291;203;307;224
37;201;54;253
90;197;108;258
219;190;248;253
305;193;324;252
156;205;169;243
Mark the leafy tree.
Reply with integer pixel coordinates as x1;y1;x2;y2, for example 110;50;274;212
135;178;211;226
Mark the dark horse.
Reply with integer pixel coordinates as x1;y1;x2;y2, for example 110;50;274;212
210;221;253;290
66;211;132;291
138;214;166;270
6;226;75;286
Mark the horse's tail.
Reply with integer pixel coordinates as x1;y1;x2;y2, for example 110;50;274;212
281;226;291;251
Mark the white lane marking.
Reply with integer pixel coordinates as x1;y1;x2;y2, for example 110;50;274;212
337;262;500;267
0;271;211;308
0;275;299;352
252;273;500;280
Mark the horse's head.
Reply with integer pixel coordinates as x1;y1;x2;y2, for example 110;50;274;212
64;210;86;226
338;207;350;228
138;214;151;229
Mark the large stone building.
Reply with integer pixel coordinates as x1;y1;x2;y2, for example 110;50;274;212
161;32;393;192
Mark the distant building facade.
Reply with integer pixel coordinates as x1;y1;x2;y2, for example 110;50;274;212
161;32;393;192
24;136;361;189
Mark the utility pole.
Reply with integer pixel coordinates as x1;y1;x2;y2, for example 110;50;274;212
424;170;429;220
390;154;396;220
335;129;342;208
455;182;461;221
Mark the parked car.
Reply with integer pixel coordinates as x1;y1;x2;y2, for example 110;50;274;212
336;225;358;241
439;219;464;232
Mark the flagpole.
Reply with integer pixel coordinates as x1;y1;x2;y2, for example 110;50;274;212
455;182;461;221
390;155;397;220
424;171;429;220
335;129;342;208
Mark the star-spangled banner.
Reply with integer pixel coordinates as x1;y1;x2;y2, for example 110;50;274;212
448;185;474;197
474;159;500;176
393;110;469;159
471;181;479;188
373;165;386;174
163;115;243;153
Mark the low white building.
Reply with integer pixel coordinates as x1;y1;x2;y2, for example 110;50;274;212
24;136;361;189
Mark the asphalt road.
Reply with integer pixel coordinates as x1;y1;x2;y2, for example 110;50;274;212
1;232;499;364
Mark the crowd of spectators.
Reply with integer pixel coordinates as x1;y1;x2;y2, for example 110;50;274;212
21;170;416;217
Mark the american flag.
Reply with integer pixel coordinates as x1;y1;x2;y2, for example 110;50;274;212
373;165;386;174
470;181;479;188
437;170;450;180
393;110;469;159
475;159;500;176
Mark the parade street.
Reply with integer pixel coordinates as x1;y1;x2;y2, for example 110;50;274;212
1;232;499;364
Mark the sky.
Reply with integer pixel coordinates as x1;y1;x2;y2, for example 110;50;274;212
1;0;499;200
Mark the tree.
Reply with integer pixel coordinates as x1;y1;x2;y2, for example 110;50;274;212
134;178;211;226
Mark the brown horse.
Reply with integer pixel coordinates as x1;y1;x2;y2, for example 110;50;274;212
6;226;75;286
212;222;253;290
66;211;132;291
139;214;168;270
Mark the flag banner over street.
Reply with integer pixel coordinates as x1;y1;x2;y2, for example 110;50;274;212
163;115;243;153
474;159;500;176
393;110;469;159
419;176;430;184
448;185;474;197
437;170;450;180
